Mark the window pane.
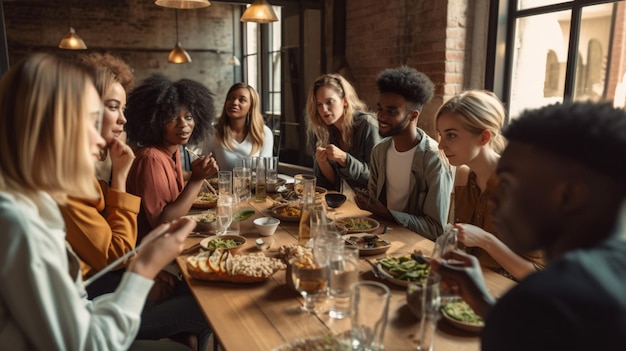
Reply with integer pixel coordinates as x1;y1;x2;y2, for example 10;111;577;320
575;3;622;104
509;10;571;118
518;0;572;11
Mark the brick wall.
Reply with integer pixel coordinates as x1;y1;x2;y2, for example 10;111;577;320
344;0;480;138
3;0;236;107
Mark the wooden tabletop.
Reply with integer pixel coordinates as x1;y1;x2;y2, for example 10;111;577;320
176;197;516;351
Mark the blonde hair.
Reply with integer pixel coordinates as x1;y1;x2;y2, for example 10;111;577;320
436;90;507;154
0;53;98;203
305;73;368;149
215;83;265;156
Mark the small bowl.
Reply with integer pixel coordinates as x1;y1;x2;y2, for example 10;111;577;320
253;217;281;236
325;193;347;208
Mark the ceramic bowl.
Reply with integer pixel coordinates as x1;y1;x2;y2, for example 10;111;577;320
253;217;281;236
325;193;347;208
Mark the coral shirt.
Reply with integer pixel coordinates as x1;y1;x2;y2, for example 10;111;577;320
127;147;184;241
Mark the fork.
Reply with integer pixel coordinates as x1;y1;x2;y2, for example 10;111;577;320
364;258;393;280
184;147;218;195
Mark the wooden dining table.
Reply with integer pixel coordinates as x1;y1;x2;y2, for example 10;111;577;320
176;196;516;351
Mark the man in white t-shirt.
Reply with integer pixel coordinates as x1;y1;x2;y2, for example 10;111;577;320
356;66;453;240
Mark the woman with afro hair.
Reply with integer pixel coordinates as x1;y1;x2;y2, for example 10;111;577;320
125;74;219;241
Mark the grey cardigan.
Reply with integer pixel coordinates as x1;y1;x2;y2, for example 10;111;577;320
368;129;453;239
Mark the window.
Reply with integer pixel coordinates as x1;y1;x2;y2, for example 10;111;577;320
490;0;626;118
242;6;282;155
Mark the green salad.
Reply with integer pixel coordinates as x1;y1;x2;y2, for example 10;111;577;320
377;256;429;282
205;238;240;252
442;300;484;325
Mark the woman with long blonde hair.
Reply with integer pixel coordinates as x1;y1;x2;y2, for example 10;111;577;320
203;82;273;171
306;73;379;192
0;53;194;351
436;89;544;280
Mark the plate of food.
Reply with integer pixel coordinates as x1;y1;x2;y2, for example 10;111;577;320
186;211;216;232
441;299;485;333
272;334;348;351
375;255;430;287
192;191;218;209
271;204;302;222
199;235;247;254
336;217;380;234
186;249;286;283
284;183;328;198
342;233;391;256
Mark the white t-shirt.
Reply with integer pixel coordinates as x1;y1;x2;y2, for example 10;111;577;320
385;139;417;211
202;125;274;171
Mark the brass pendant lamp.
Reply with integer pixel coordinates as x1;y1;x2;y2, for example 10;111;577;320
240;0;278;23
155;0;210;9
168;10;192;64
58;27;87;50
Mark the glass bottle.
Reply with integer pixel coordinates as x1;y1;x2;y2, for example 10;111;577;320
298;175;316;246
254;157;267;203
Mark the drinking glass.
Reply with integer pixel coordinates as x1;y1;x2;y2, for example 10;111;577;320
328;244;360;319
218;171;232;195
290;257;329;314
216;194;233;236
233;166;250;202
294;174;315;197
266;156;279;186
350;281;390;351
416;273;442;351
254;156;267;203
236;158;252;200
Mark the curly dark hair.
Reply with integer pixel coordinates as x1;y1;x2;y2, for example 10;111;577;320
125;74;216;147
504;101;626;183
376;66;434;111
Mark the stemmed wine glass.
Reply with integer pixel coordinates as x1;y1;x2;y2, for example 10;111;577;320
290;256;329;313
216;194;233;236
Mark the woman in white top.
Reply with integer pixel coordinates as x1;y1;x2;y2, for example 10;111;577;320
0;53;194;351
203;83;273;171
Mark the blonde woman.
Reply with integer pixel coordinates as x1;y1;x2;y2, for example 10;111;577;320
0;53;194;350
306;73;379;192
436;89;544;280
203;82;273;171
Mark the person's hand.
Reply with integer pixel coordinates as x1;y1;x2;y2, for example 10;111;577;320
324;144;347;167
315;146;328;164
354;192;393;221
108;138;135;191
455;223;490;249
128;218;196;280
190;154;218;181
429;250;496;318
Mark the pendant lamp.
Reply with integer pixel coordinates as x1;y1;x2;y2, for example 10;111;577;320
240;0;278;23
168;10;192;64
58;27;87;50
155;0;210;9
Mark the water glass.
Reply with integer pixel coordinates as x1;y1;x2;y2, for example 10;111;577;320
216;194;233;236
266;156;279;186
350;281;390;351
415;273;442;351
218;171;232;195
233;166;251;202
328;244;360;319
